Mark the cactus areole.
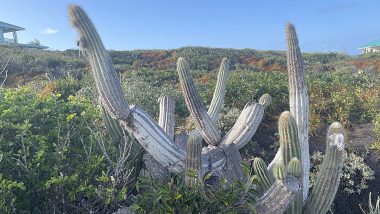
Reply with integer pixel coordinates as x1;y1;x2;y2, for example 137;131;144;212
69;5;345;214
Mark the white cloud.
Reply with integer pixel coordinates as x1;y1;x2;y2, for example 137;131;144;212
42;28;58;35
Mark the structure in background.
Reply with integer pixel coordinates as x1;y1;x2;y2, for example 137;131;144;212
359;39;380;54
0;21;48;49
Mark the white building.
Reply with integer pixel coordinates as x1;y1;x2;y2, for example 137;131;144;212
0;20;47;49
358;39;380;54
0;21;24;44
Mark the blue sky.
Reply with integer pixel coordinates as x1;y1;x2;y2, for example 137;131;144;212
1;0;379;54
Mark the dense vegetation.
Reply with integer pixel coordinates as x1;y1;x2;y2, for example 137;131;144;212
0;46;380;213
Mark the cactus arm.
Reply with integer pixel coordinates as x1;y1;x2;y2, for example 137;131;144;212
221;94;271;149
68;5;130;119
177;57;221;145
189;58;230;139
253;157;275;191
121;106;186;173
278;111;302;165
207;57;230;122
255;176;301;214
158;96;175;141
303;122;345;214
258;93;272;109
221;102;263;148
185;137;202;187
278;111;302;214
286;23;310;200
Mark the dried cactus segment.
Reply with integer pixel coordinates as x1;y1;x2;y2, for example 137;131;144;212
185;137;202;187
221;102;264;149
286;22;310;199
121;106;186;173
68;5;130;120
252;157;274;191
255;176;301;214
177;57;221;145
158;96;175;141
303;122;345;214
201;147;226;176
258;93;272;109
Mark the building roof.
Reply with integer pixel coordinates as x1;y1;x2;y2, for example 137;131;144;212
0;21;25;33
359;39;380;49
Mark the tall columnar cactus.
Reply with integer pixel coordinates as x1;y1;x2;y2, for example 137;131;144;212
69;5;345;214
286;23;310;199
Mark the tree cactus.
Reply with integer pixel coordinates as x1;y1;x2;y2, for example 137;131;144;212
69;5;345;214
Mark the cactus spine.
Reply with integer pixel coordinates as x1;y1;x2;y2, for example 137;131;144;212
185;137;202;187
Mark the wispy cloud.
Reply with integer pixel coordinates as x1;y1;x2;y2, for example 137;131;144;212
42;28;58;35
317;2;356;13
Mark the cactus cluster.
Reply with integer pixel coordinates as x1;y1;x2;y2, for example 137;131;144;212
69;5;345;214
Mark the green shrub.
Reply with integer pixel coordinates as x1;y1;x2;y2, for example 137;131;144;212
0;174;25;214
131;165;258;213
0;87;131;213
310;151;375;195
